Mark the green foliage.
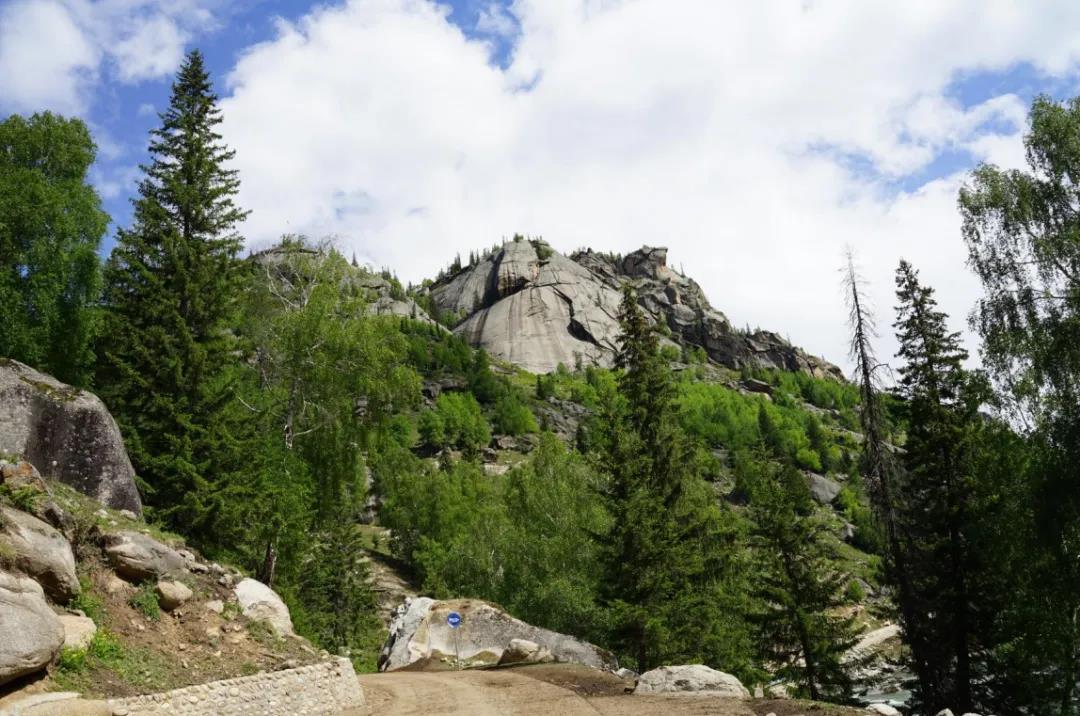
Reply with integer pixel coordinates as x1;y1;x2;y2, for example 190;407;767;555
129;582;161;621
0;112;108;385
958;94;1080;715
69;579;105;625
418;392;491;453
380;435;608;641
678;380;844;472
492;392;538;435
96;51;249;531
593;286;755;677
746;456;858;702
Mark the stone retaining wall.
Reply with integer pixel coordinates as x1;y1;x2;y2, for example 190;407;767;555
108;657;364;716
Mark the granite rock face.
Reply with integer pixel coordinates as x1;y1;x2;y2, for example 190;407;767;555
426;242;842;378
0;360;143;514
379;596;617;672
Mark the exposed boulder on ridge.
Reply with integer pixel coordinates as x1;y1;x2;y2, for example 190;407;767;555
0;360;142;515
426;241;842;378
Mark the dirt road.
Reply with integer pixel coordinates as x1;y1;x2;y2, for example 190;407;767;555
355;667;758;716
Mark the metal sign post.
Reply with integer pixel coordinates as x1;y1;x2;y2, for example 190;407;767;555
447;611;462;666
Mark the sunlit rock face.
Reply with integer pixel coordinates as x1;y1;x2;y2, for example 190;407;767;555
428;240;843;378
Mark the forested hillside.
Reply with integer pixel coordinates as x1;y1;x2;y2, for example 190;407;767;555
5;49;1080;716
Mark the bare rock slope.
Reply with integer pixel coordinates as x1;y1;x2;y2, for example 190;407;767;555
428;241;841;378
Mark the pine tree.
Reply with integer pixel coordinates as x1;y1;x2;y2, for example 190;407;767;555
97;50;249;530
892;259;981;713
748;458;858;701
595;285;749;674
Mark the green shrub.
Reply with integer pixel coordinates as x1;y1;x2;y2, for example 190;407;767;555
492;394;538;435
418;392;491;453
129;582;161;621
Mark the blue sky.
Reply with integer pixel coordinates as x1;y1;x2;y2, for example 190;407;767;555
3;0;1080;368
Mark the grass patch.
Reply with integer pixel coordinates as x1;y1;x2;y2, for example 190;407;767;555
53;629;175;696
70;578;106;624
129;582;161;621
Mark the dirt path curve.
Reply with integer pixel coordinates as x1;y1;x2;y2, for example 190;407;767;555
355;668;757;716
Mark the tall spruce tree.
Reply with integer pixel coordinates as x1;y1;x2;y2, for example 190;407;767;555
892;260;985;713
595;285;750;675
98;50;249;530
747;458;858;702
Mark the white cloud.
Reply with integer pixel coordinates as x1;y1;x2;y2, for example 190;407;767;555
209;0;1079;370
0;0;100;114
0;0;216;114
475;2;516;38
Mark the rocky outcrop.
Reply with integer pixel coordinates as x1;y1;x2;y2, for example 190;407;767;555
0;571;64;686
425;242;842;378
432;241;622;374
0;506;79;603
634;664;750;699
233;578;294;636
380;597;617;672
102;531;185;581
0;360;142;514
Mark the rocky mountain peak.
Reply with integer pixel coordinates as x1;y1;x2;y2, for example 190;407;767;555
425;241;843;379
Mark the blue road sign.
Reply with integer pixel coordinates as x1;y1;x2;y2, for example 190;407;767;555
447;611;462;629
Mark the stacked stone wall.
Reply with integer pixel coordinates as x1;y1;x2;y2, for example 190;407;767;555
108;657;363;715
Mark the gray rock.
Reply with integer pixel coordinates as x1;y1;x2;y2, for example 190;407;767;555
0;360;142;514
102;531;185;581
59;612;97;650
233;578;294;636
427;243;843;378
806;472;843;505
0;505;80;602
634;664;750;699
380;597;617;672
0;571;64;686
935;710;955;716
155;580;193;611
497;638;555;666
867;704;903;716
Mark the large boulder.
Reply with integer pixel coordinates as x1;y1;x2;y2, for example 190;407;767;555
634;664;750;699
101;531;185;581
233;578;294;636
380;597;617;672
0;360;142;514
0;571;64;686
0;506;79;603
